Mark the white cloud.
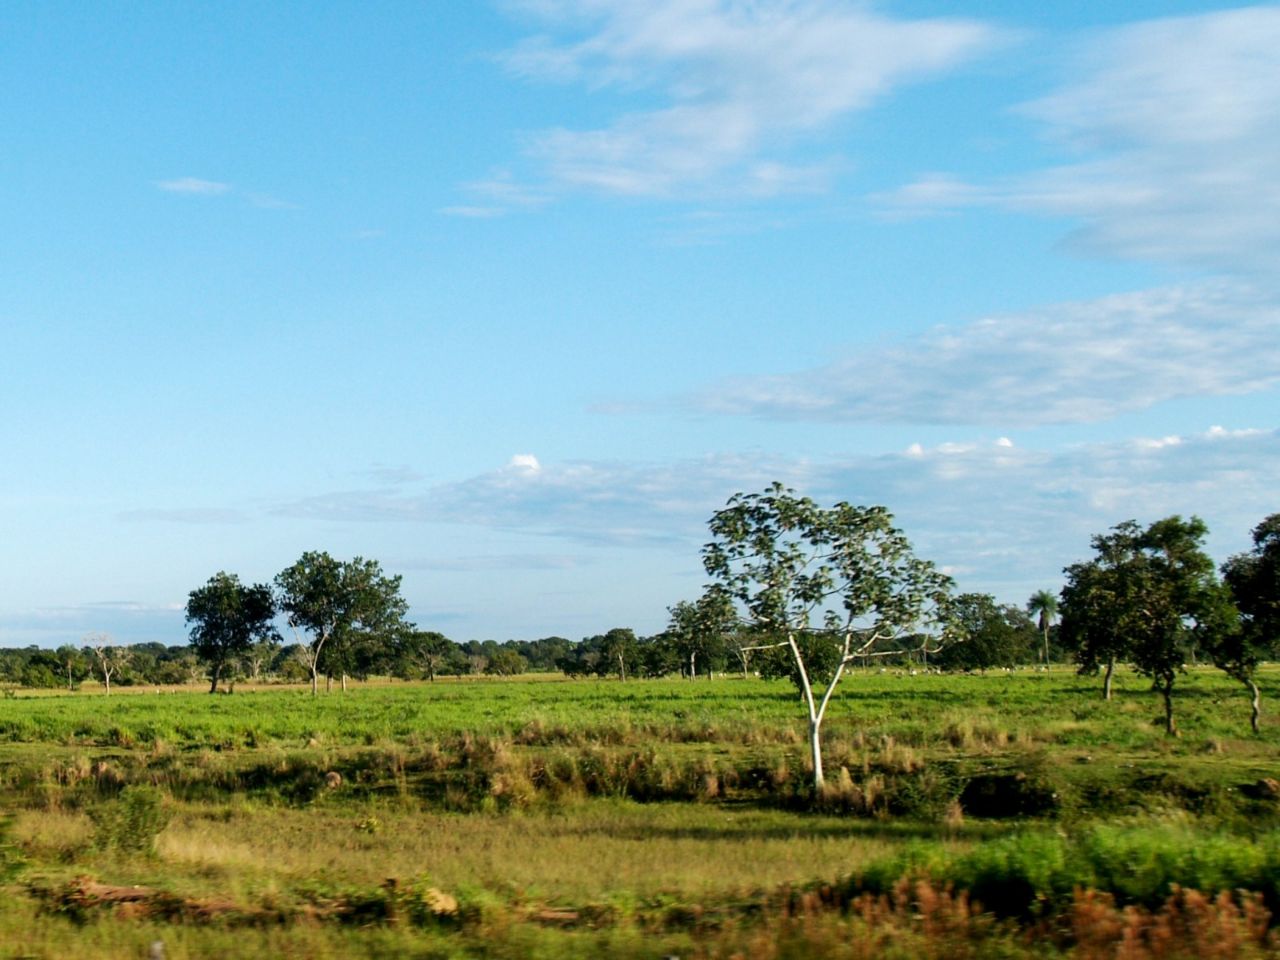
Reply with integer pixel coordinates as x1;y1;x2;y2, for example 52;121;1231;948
508;453;543;472
269;428;1279;601
155;177;231;195
686;281;1280;425
273;452;810;545
501;1;996;197
879;6;1280;273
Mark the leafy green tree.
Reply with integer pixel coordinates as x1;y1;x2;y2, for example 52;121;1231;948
395;629;456;681
1027;589;1059;669
703;483;955;791
54;644;88;691
518;636;574;672
1060;538;1129;701
666;593;733;680
485;648;527;676
275;552;410;695
185;571;279;693
1060;517;1230;735
241;637;281;683
328;557;410;688
1215;514;1280;732
936;593;1036;671
601;627;639;681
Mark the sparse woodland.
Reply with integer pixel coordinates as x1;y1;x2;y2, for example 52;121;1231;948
0;491;1276;958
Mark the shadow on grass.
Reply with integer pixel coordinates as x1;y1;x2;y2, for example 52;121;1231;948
564;816;1015;845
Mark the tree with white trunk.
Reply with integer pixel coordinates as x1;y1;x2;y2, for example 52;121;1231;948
702;483;956;793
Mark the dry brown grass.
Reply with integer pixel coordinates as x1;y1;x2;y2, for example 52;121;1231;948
137;799;925;902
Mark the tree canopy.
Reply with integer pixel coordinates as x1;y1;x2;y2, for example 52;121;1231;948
702;482;954;791
1214;513;1280;731
1060;516;1234;735
275;551;410;695
185;572;279;693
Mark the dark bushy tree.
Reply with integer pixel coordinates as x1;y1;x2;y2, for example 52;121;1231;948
395;630;456;681
1214;514;1280;732
1026;589;1059;668
276;552;410;695
186;572;279;693
935;593;1037;671
1060;516;1232;735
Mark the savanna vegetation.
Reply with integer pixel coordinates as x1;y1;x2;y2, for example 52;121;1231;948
0;494;1275;958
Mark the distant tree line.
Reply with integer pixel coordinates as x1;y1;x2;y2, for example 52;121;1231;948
2;507;1275;744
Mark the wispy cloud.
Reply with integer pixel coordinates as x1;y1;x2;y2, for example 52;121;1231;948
683;281;1280;425
396;553;582;572
440;205;508;219
118;507;250;525
155;178;297;209
878;6;1280;274
0;601;186;648
843;428;1280;593
498;0;997;198
272;451;808;545
266;427;1278;601
155;177;231;195
363;465;426;486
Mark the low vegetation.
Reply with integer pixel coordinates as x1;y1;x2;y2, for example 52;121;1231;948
0;667;1277;957
0;498;1274;955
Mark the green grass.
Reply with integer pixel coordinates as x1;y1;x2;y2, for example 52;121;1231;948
1;666;1279;957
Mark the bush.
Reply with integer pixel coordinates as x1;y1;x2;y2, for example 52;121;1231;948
88;785;172;855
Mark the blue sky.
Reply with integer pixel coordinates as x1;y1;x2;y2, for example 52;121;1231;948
2;1;1277;646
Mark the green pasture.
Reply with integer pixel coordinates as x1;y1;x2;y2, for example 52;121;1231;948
0;664;1273;749
0;667;1278;957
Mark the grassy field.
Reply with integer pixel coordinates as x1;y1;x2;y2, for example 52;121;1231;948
1;667;1278;957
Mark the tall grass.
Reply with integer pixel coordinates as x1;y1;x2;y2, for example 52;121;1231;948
3;668;1280;957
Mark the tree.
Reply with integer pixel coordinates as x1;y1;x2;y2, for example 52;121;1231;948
275;552;410;695
1060;517;1230;735
666;593;733;680
241;637;281;683
486;648;527;677
83;634;129;695
396;629;455;681
703;483;955;792
1216;514;1280;732
1060;536;1129;701
54;644;88;691
935;594;1037;671
330;557;410;687
1027;589;1059;669
185;572;279;693
601;627;638;681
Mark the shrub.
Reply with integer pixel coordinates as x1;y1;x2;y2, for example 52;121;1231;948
87;785;172;855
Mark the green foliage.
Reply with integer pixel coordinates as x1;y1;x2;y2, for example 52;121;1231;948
394;629;456;681
1060;516;1236;734
664;594;733;678
276;552;411;692
702;482;954;789
1026;588;1059;666
1214;514;1280;728
935;593;1038;671
87;784;172;855
186;571;279;692
851;823;1280;919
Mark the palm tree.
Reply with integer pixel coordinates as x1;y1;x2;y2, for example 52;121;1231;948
1027;590;1059;669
